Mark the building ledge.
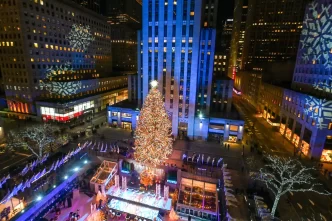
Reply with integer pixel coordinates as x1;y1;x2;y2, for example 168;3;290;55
108;99;140;110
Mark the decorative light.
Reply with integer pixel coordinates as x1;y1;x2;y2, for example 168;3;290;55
133;85;173;166
66;24;95;51
150;80;158;88
84;160;88;164
36;196;42;201
64;175;68;180
73;167;79;172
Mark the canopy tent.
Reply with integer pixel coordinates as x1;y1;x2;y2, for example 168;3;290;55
90;160;118;194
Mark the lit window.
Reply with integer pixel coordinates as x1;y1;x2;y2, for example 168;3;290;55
40;0;44;5
34;43;38;48
10;42;13;46
190;12;194;16
45;44;48;48
31;58;34;62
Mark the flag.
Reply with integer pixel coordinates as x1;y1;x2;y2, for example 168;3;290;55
54;159;60;171
192;154;196;162
206;156;211;165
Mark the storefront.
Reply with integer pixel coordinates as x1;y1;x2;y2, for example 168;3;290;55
321;150;332;162
228;135;237;143
285;128;292;140
301;140;310;156
279;124;285;135
121;122;132;130
292;134;300;147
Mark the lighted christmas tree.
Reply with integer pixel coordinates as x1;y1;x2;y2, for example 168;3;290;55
134;80;173;166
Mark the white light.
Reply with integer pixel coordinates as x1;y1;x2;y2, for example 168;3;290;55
21;210;25;213
36;196;42;201
64;175;68;180
199;113;203;119
150;80;158;88
73;167;79;172
84;160;88;164
53;185;56;188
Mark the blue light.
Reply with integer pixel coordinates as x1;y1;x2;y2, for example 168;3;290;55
121;170;130;174
167;180;177;184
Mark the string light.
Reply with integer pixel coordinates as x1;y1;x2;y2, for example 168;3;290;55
134;82;173;166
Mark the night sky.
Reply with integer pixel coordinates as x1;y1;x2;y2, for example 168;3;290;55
218;0;234;24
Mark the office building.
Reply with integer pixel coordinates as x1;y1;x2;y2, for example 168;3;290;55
110;25;138;72
103;0;141;73
214;19;233;78
213;54;228;78
102;0;141;25
228;0;248;78
0;0;128;122
279;0;332;162
71;0;101;13
241;0;308;70
108;0;244;142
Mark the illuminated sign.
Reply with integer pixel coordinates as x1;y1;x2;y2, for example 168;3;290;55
233;88;242;95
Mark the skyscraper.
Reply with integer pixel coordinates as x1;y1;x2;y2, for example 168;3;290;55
102;0;142;73
71;0;101;13
139;0;219;137
241;0;308;70
108;0;244;142
228;0;248;78
102;0;141;25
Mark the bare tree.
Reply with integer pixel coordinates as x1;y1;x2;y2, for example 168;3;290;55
256;155;330;218
7;124;61;159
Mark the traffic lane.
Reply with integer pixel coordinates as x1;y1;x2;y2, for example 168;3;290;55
234;100;291;156
289;191;332;220
235;100;332;219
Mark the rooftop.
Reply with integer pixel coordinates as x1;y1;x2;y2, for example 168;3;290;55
109;99;140;110
209;105;243;121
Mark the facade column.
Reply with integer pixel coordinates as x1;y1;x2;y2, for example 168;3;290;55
310;129;325;160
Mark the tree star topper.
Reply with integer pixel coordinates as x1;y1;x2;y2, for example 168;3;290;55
66;24;95;51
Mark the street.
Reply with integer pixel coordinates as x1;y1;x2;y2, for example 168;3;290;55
234;96;332;220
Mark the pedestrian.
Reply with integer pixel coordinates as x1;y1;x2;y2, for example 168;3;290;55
228;144;230;150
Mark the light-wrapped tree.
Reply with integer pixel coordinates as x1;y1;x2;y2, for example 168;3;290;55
134;80;173;166
7;124;63;159
256;155;330;217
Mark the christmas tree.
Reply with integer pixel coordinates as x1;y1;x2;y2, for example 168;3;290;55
134;80;173;166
